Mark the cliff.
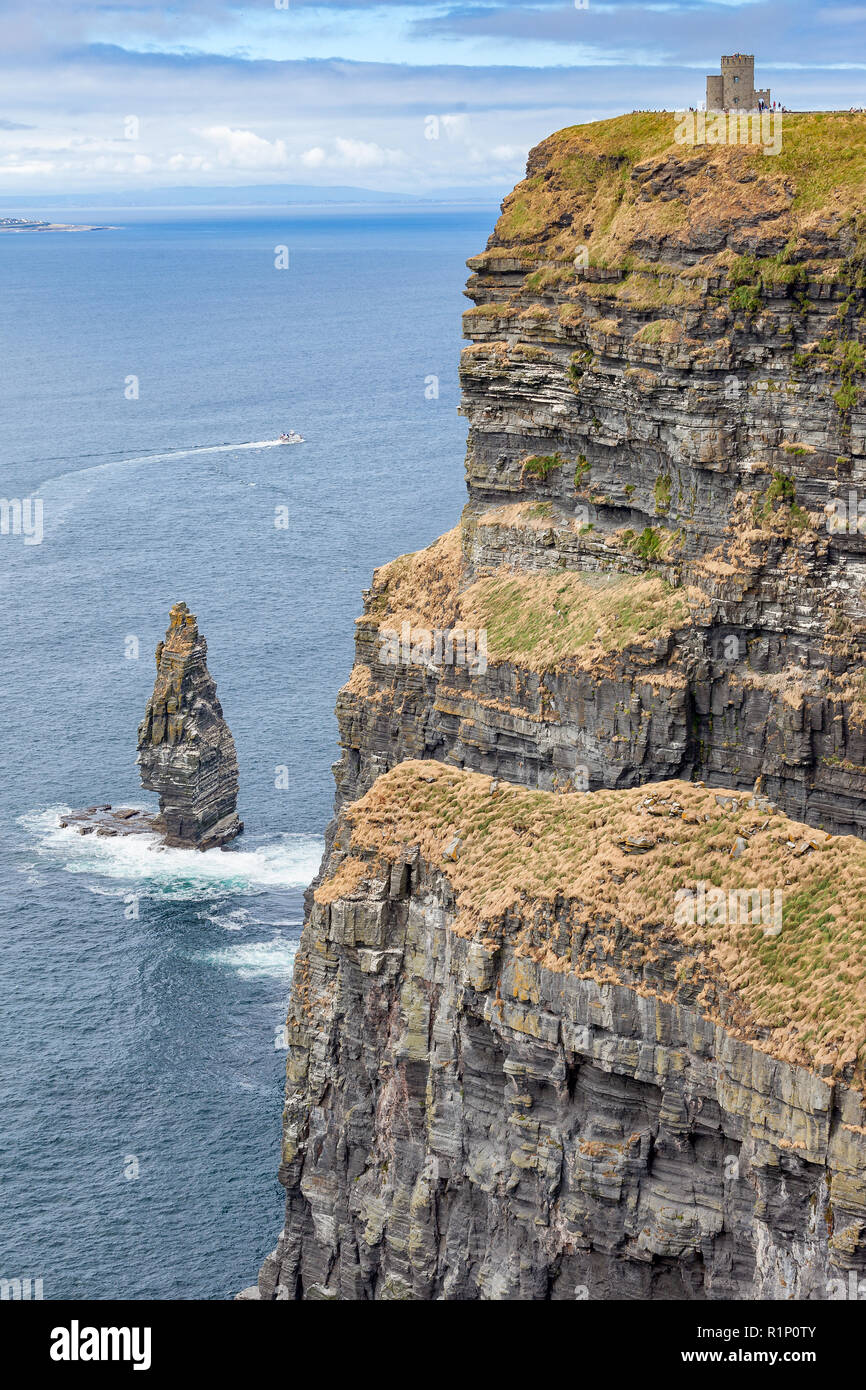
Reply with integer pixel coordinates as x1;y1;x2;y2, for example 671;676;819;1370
334;112;866;837
254;762;866;1300
137;602;241;850
250;113;866;1300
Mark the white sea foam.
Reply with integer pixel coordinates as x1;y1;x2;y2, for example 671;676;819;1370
196;936;299;980
199;908;305;932
36;439;284;495
19;807;323;899
200;906;259;931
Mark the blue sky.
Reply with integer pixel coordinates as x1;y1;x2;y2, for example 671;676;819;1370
0;0;864;194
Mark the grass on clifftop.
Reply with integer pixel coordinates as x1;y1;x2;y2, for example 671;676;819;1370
328;761;866;1088
460;568;689;668
365;527;692;671
490;111;866;267
767;111;866;213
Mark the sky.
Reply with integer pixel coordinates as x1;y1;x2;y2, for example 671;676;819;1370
0;0;864;197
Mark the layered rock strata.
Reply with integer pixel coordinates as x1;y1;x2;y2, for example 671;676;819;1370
137;602;242;850
253;763;866;1300
332;113;866;839
252;113;866;1300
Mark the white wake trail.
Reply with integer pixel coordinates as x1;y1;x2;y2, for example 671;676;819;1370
35;438;285;495
127;440;284;466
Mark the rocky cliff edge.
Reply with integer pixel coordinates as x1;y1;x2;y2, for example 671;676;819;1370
252;113;866;1300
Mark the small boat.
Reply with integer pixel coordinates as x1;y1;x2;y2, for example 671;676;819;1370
279;431;304;444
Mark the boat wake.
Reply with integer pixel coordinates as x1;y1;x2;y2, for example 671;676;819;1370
19;807;324;901
124;439;286;465
35;439;286;495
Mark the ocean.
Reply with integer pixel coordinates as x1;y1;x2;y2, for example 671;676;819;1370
0;206;495;1298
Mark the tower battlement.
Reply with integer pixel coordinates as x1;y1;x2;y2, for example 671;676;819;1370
706;52;770;111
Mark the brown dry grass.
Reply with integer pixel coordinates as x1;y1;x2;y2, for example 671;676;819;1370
475;501;566;531
634;319;685;345
487;111;866;294
333;760;866;1086
314;854;370;906
364;530;463;632
363;526;692;672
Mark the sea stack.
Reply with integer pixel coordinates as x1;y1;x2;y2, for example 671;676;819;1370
136;602;242;850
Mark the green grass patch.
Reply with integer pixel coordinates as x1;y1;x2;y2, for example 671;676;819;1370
521;452;564;480
462;567;689;669
730;283;762;315
624;526;666;561
568;349;594;389
654;474;672;513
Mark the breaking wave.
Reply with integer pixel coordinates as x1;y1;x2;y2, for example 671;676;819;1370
194;937;300;980
18;807;323;901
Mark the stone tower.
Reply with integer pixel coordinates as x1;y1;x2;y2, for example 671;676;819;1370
706;53;770;111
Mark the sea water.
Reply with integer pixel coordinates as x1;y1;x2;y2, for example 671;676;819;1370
0;206;494;1298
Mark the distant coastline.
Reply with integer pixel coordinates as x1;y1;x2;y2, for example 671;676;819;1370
0;217;117;233
0;180;508;211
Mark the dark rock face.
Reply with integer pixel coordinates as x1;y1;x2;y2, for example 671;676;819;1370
59;805;160;838
136;602;242;850
334;559;866;839
249;117;866;1300
325;121;866;841
253;838;866;1302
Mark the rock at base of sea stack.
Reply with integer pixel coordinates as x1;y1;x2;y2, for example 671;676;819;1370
136;601;242;850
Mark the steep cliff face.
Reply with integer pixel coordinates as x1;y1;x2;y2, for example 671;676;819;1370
335;113;866;838
137;602;241;850
256;763;866;1300
252;113;866;1300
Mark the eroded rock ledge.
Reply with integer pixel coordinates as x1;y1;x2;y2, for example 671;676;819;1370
331;113;866;839
253;763;866;1300
251;114;866;1300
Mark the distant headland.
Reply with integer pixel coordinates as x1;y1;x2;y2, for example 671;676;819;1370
0;216;116;233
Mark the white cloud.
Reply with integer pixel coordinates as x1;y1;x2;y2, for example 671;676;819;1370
465;142;527;169
167;152;212;171
0;156;57;174
300;136;407;170
198;125;290;170
0;54;584;193
336;136;405;168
